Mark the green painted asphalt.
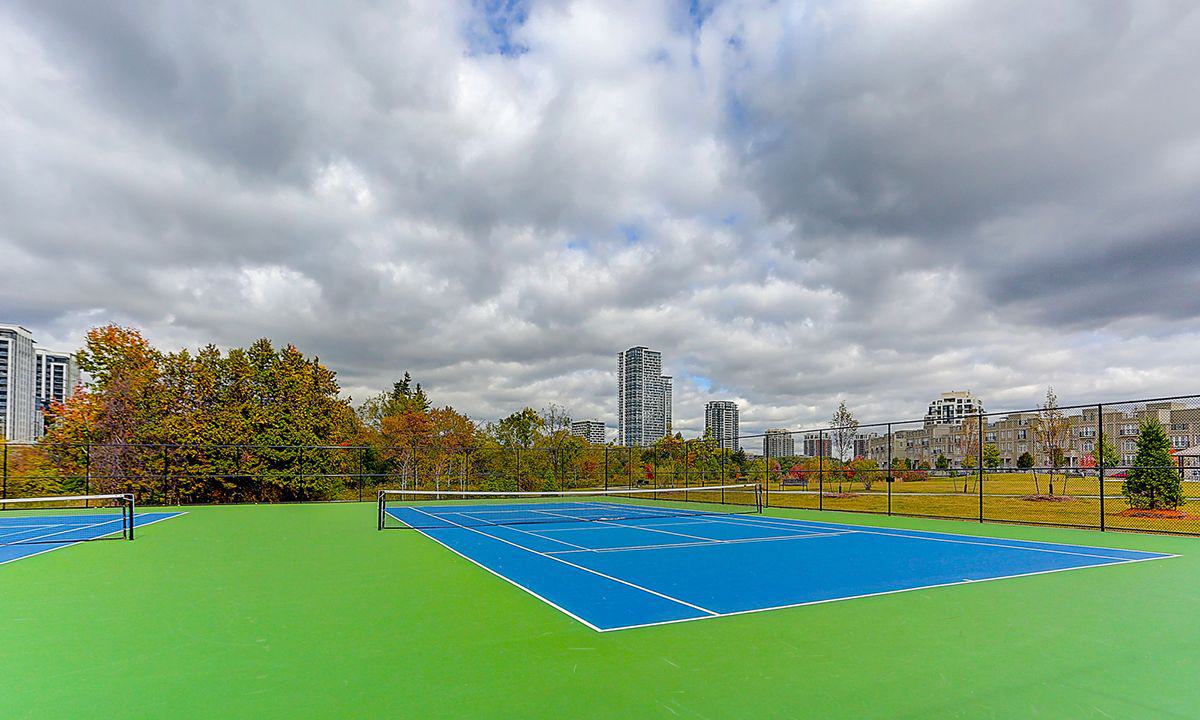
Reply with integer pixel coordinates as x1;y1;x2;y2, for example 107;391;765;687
2;502;1197;719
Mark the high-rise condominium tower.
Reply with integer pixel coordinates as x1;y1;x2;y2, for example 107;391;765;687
617;347;672;447
704;400;740;451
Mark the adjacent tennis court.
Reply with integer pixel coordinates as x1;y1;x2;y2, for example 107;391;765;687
0;494;183;566
381;487;1176;631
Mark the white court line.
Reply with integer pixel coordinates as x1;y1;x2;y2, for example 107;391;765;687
598;554;1177;632
405;506;718;617
0;511;187;567
533;519;719;532
698;513;1178;562
545;531;855;555
485;521;594;551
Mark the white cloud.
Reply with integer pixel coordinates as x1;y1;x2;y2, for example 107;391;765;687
1;0;1198;437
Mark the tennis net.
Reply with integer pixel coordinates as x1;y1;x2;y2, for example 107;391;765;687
378;483;762;530
0;494;136;545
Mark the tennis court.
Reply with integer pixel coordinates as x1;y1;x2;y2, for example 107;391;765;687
0;494;182;566
380;486;1176;631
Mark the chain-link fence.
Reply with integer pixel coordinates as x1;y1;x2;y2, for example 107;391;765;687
4;393;1199;535
738;394;1200;536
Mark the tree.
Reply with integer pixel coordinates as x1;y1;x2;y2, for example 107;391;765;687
1098;438;1121;469
935;454;950;471
357;372;430;429
829;401;859;462
983;443;1001;469
1017;451;1034;470
956;415;982;491
849;457;881;490
1033;387;1070;495
43;325;361;503
1122;418;1183;510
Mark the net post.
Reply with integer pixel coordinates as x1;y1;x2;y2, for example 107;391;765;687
126;493;135;540
377;490;385;530
1097;403;1105;531
818;430;824;511
978;410;985;523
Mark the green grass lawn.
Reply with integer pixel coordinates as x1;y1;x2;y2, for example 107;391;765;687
3;502;1199;719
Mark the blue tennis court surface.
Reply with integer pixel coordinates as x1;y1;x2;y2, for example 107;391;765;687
386;503;1177;631
0;511;183;566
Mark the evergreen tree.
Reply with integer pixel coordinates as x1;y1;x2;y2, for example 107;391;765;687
1017;452;1034;469
1122;418;1182;510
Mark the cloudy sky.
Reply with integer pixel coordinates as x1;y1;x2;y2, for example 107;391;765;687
3;1;1199;436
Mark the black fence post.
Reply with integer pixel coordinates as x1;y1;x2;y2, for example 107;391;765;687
886;423;892;516
652;448;658;497
818;430;824;511
464;448;471;492
764;440;770;509
603;446;609;491
515;446;521;492
161;446;170;505
85;442;91;502
358;446;366;502
2;442;6;500
1098;403;1105;531
978;410;985;523
628;445;633;488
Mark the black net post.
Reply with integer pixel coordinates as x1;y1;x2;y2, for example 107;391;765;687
886;423;892;516
818;430;824;511
1098;403;1105;531
977;410;985;523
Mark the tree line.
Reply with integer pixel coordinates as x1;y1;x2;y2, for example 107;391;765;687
0;325;1185;510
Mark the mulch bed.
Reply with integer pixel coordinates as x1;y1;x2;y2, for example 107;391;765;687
1020;494;1077;502
1117;508;1190;519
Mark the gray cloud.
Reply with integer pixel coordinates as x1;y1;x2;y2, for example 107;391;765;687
2;0;1199;439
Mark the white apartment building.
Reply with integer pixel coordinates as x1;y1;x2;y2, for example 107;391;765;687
763;428;795;458
570;420;607;445
617;347;672;447
924;391;985;427
0;324;38;442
